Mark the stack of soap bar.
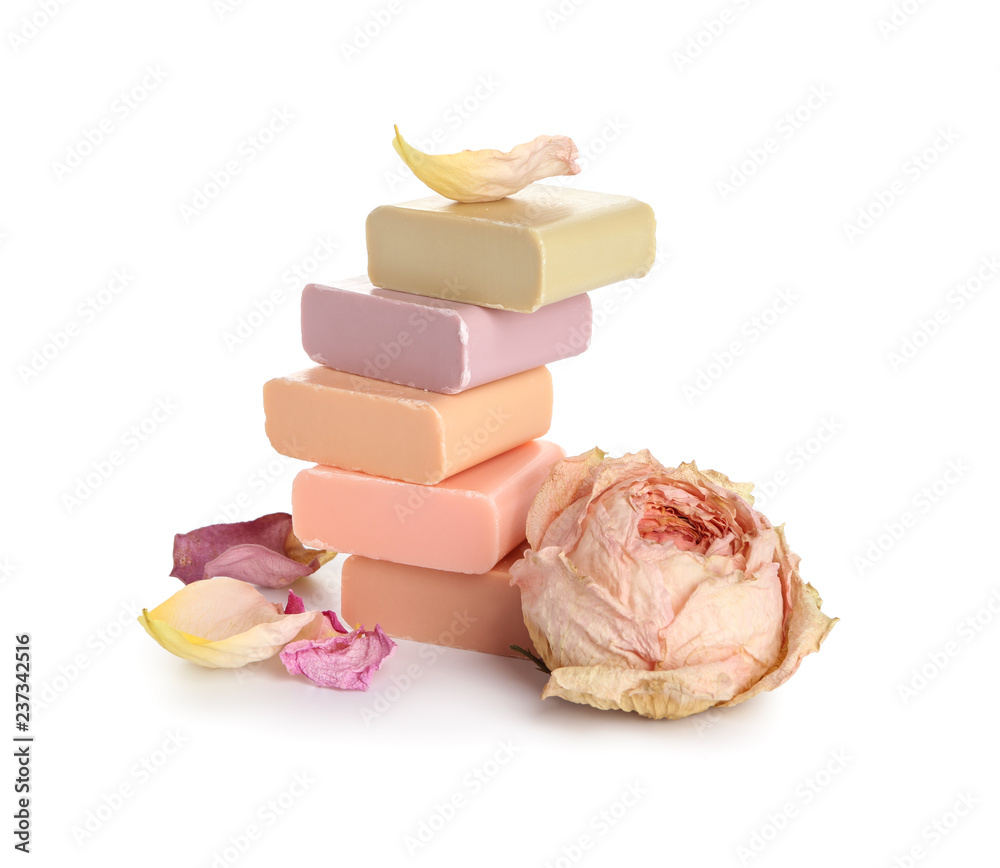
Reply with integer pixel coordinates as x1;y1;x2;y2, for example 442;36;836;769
301;277;592;393
292;440;565;573
341;545;533;658
262;182;655;657
367;185;657;312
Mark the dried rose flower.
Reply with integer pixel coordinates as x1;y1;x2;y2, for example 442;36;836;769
510;450;837;720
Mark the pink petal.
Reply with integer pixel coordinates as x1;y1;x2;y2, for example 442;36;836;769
512;547;664;670
280;624;396;690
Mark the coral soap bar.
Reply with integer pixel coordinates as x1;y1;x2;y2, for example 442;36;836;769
301;278;592;394
263;366;552;484
366;185;656;312
292;440;565;574
341;545;534;657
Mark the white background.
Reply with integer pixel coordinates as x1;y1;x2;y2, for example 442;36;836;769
3;0;998;865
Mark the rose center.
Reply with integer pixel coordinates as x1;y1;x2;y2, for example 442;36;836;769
637;501;707;551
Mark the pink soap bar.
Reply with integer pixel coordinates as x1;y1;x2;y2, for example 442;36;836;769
293;440;564;574
341;545;533;657
301;277;592;394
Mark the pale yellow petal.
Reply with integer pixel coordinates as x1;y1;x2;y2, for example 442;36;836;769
138;577;328;668
392;126;580;203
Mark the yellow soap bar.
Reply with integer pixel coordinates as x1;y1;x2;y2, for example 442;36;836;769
366;185;656;312
263;366;553;484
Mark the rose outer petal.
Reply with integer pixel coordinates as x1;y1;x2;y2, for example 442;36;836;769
720;526;838;707
284;591;350;634
526;447;606;549
512;547;665;670
541;658;755;720
280;625;396;690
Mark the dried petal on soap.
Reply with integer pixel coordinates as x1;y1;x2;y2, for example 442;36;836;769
138;577;332;668
280;624;396;690
392;125;581;203
170;513;336;588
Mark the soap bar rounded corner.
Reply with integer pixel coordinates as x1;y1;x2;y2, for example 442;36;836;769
365;204;391;229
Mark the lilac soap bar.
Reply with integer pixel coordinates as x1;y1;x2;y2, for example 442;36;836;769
301;277;591;394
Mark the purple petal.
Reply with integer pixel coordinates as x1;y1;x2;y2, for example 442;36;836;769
171;513;332;588
280;625;396;690
202;544;323;589
171;513;293;585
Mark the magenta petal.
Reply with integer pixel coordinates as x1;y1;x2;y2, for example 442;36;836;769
280;625;396;690
325;611;350;634
285;590;306;614
287;593;347;633
171;513;295;585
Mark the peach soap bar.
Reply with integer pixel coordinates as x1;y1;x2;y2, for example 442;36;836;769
292;440;564;574
341;545;533;657
366;185;656;313
301;278;592;394
263;366;552;484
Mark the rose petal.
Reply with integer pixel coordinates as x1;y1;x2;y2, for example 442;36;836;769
203;544;325;589
541;658;755;720
325;611;351;634
170;513;335;587
284;590;306;614
720;526;838;707
512;548;664;670
284;591;349;634
138;577;331;668
673;460;756;507
280;624;396;690
392;126;580;203
525;447;606;549
170;513;289;584
659;562;784;689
